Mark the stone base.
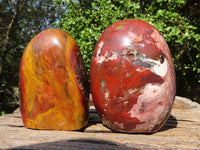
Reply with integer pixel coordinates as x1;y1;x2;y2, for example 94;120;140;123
0;96;200;149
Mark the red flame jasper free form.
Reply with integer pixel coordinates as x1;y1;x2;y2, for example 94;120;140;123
90;19;176;133
19;29;89;130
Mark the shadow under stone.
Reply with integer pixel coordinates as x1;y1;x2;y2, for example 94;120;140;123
159;114;178;132
83;108;178;134
11;138;160;150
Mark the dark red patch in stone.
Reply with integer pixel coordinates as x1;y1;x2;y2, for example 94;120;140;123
70;47;89;108
140;73;164;85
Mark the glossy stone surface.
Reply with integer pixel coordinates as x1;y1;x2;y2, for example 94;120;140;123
19;29;89;130
90;19;176;133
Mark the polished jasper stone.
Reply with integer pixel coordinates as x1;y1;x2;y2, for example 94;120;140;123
19;29;89;130
90;19;176;133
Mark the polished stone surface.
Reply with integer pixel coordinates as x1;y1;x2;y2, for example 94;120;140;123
19;29;89;130
90;19;176;133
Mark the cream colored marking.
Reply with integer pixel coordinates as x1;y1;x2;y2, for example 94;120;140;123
128;31;143;43
96;56;106;64
96;51;118;64
106;53;118;61
128;88;138;95
105;90;110;100
130;49;168;77
142;57;168;77
58;121;66;126
96;41;104;57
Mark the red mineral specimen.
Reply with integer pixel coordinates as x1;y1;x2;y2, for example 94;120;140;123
19;29;89;130
90;19;176;133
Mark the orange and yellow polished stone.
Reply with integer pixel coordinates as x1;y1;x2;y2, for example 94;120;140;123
19;29;89;130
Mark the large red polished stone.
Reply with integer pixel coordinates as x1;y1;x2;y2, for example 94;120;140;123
19;29;89;130
90;19;176;133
